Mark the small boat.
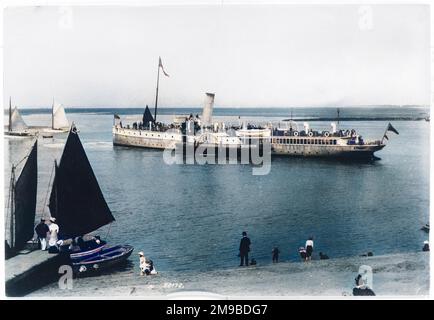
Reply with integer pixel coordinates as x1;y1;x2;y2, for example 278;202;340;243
51;101;70;132
73;245;134;273
42;134;54;139
47;125;133;273
421;224;430;233
4;98;34;137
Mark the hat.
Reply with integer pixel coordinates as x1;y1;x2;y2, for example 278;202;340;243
49;217;56;222
424;240;429;244
40;218;45;222
138;251;144;256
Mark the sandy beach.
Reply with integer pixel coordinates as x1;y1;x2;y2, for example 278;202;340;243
29;252;429;298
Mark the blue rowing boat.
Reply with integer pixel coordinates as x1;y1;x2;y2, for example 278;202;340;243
72;245;134;274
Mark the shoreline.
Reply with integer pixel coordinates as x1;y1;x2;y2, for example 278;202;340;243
29;251;429;298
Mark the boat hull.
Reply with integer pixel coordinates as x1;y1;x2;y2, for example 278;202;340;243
4;131;33;137
69;242;107;261
72;244;134;274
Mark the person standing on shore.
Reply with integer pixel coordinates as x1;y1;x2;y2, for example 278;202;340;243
305;236;314;261
138;252;147;276
272;247;280;263
34;219;49;251
48;217;59;253
239;231;251;267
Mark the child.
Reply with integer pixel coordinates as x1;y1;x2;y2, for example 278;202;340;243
298;247;307;261
138;252;157;276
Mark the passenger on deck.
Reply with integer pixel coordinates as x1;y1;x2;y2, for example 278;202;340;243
48;217;59;253
423;240;430;252
35;219;49;251
305;237;314;261
272;247;280;263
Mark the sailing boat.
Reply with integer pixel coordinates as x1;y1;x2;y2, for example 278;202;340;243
41;101;70;137
5;140;38;259
48;125;133;273
51;102;69;131
4;98;32;137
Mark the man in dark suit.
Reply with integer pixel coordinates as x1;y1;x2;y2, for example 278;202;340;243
239;231;251;266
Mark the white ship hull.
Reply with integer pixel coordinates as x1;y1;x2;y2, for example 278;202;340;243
112;126;385;159
112;126;182;149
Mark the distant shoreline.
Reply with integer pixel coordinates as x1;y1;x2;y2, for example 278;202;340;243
4;106;430;122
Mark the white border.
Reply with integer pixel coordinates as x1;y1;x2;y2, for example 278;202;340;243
0;0;432;300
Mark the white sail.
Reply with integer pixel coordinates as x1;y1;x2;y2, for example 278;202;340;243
201;93;215;126
52;103;69;130
10;107;28;131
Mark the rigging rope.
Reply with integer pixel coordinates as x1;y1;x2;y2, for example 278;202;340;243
41;163;55;219
105;222;113;242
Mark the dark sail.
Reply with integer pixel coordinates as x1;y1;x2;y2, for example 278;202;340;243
142;105;154;125
49;127;115;237
14;140;38;250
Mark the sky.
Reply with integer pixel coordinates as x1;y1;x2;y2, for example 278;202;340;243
3;4;430;108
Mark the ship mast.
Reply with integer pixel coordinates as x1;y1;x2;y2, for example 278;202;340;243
8;97;12;132
154;58;161;123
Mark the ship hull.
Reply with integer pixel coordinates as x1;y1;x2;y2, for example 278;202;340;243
112;127;182;150
271;143;385;159
113;127;385;160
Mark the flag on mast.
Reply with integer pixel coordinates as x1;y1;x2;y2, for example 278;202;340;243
386;123;399;135
382;122;399;142
159;57;169;77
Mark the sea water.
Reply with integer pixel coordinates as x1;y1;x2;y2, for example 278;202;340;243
3;107;430;273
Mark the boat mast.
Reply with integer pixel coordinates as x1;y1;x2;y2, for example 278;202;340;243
54;160;58;216
154;58;160;123
289;108;293;130
9;166;16;249
52;97;54;129
337;108;340;126
8;97;12;132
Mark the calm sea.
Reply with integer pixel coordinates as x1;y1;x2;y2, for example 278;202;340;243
4;106;430;273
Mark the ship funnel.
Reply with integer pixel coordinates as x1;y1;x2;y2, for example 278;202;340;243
303;122;309;132
201;92;215;126
331;122;337;133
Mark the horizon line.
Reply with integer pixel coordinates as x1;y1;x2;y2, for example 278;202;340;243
4;104;429;110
